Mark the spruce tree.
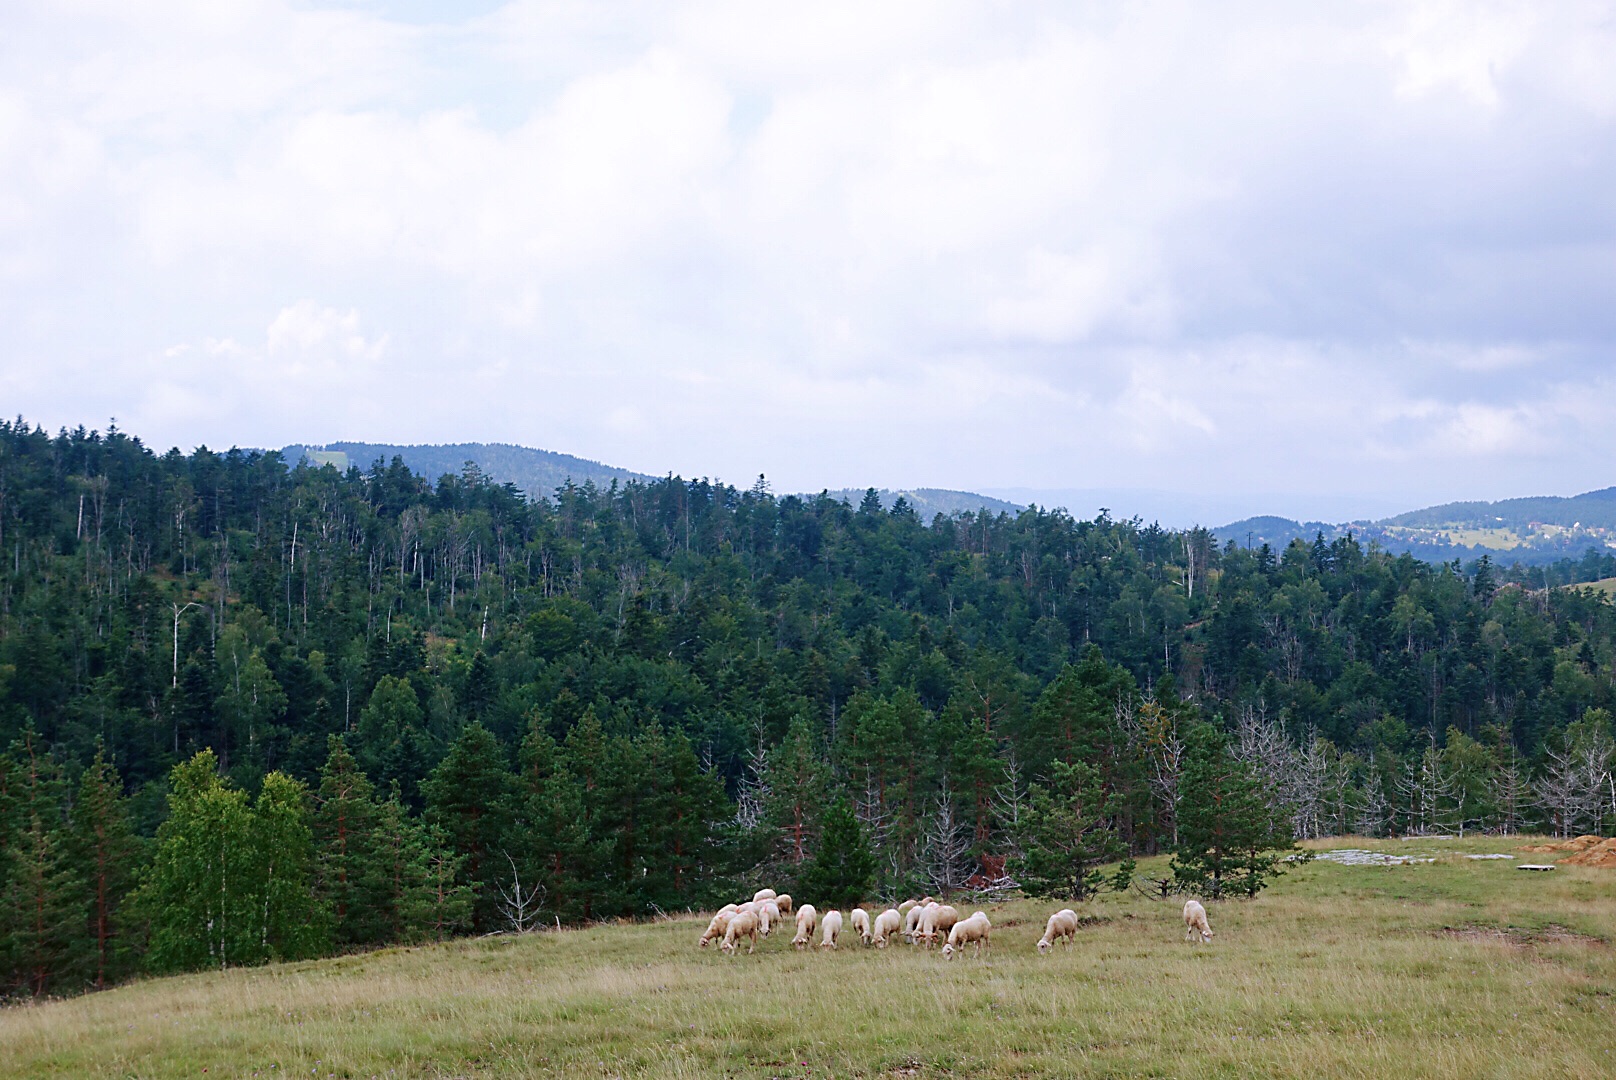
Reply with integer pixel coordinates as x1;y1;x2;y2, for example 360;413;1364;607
797;796;875;908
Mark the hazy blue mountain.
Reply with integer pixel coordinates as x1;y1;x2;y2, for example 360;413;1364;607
1382;487;1616;530
285;441;653;499
982;487;1408;529
818;488;1026;517
1212;487;1616;567
1212;516;1343;551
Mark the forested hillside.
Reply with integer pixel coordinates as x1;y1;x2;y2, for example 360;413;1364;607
284;440;651;499
3;418;1615;998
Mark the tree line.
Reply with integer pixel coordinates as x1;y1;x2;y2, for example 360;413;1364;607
1;418;1613;997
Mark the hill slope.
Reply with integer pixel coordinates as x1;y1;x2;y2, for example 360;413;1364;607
819;487;1025;517
286;441;653;499
1215;486;1616;567
5;839;1611;1079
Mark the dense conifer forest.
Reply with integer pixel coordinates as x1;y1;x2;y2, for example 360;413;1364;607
2;418;1614;997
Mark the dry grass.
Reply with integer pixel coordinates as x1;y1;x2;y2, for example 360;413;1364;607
4;835;1615;1078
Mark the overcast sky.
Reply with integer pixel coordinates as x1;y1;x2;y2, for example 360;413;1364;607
2;1;1613;522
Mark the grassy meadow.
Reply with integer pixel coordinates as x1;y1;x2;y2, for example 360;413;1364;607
3;835;1614;1079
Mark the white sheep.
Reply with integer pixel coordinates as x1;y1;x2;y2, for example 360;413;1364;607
753;888;777;904
871;908;903;948
757;899;781;936
1036;908;1080;953
1183;899;1212;944
721;909;760;954
699;909;734;948
918;904;958;948
774;893;793;915
717;903;740;917
897;898;919;915
850;907;871;945
942;911;991;959
792;904;819;950
903;902;933;943
819;909;843;949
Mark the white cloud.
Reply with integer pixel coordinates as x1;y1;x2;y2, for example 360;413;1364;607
1;1;1614;508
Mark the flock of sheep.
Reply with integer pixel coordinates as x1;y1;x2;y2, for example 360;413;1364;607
698;889;1214;958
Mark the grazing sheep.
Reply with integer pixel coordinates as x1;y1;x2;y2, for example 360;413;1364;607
753;888;777;904
721;909;760;955
717;903;740;917
898;898;919;915
819;910;843;949
774;893;793;915
757;899;781;936
903;902;934;942
942;911;991;959
792;904;819;950
850;907;871;945
1036;909;1080;954
1183;899;1212;944
918;904;958;948
699;909;735;948
871;908;903;948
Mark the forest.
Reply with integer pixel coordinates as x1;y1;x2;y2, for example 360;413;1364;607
2;416;1614;998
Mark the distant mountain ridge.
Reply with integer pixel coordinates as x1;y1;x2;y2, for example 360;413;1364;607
819;488;1025;517
1214;486;1616;567
285;442;1023;518
285;441;652;499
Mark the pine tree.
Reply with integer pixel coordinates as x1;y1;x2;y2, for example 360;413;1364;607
0;731;80;997
363;790;472;942
638;726;728;913
313;736;381;945
1172;722;1296;900
515;724;598;924
797;796;875;908
1015;760;1124;901
64;748;139;990
422;722;515;930
760;717;831;874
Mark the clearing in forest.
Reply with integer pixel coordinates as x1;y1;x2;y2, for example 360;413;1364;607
3;835;1613;1079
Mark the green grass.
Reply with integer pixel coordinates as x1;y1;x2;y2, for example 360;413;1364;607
5;835;1615;1078
1564;577;1616;598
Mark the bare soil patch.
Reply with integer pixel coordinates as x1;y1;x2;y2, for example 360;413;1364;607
1517;835;1616;867
1437;924;1604;949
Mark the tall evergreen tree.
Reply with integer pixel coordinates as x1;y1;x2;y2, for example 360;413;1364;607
1015;760;1126;901
515;724;599;923
797;796;875;908
1172;722;1296;899
422;722;514;930
313;736;381;945
64;748;139;990
0;730;79;997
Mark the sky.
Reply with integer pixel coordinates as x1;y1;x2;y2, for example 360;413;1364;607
2;1;1614;524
